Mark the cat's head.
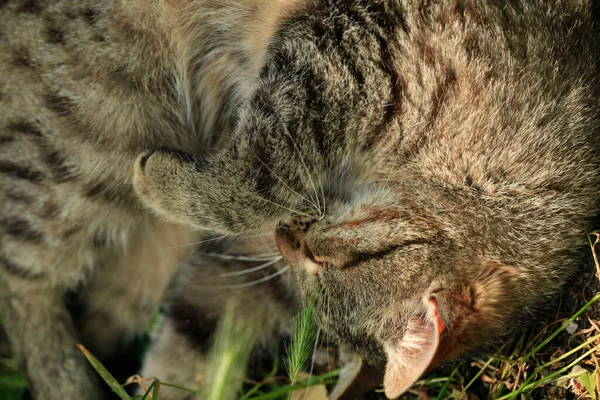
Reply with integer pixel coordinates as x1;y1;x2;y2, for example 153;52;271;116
134;145;559;398
272;181;545;398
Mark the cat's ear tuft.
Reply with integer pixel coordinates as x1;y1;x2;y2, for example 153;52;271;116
383;299;444;399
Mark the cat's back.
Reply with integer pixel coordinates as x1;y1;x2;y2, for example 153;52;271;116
0;0;185;202
0;0;198;287
394;0;600;197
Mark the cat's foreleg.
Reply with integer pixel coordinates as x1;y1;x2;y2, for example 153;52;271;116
0;272;103;400
79;221;196;358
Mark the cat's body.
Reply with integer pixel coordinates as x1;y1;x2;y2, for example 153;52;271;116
0;0;279;398
1;0;599;399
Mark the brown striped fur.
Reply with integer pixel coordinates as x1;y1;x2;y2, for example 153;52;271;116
134;0;600;398
1;0;600;399
0;0;300;398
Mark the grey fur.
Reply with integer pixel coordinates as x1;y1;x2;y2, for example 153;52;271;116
140;235;298;400
1;0;599;398
135;0;600;397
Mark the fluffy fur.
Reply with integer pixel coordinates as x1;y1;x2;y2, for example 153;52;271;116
136;0;600;397
1;0;599;399
0;0;290;397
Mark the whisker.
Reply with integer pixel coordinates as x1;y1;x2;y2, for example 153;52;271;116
223;265;291;289
159;234;229;250
281;123;323;215
204;252;281;262
250;194;313;218
249;251;281;257
210;181;313;217
253;155;321;214
189;177;312;219
219;256;282;277
325;287;332;373
318;177;326;219
308;328;322;384
211;182;313;217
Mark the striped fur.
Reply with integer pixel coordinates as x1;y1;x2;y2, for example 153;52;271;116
0;0;297;398
1;0;600;399
134;0;600;397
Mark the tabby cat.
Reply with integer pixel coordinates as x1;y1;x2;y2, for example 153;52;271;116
1;0;599;399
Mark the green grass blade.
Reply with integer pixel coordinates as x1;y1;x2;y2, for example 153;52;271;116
140;381;156;400
491;349;519;398
434;364;460;400
286;299;319;386
247;369;340;400
78;344;132;400
159;382;196;393
538;333;600;371
456;357;494;399
519;293;600;363
240;347;281;400
499;346;597;400
494;333;600;400
203;302;258;400
0;372;28;389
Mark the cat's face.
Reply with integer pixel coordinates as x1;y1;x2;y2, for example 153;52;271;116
134;139;559;397
273;181;537;397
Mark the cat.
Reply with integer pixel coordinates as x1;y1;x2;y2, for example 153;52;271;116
134;0;600;398
1;1;599;400
0;0;267;398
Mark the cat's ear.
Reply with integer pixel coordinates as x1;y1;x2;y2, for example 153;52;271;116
383;298;445;399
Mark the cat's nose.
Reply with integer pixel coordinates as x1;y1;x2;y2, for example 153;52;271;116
274;222;323;274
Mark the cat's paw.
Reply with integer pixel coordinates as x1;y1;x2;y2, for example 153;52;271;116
133;149;203;226
132;146;292;233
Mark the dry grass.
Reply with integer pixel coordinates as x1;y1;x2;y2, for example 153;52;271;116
397;233;600;400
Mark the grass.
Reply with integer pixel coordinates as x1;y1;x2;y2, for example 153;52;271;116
285;298;320;387
1;235;599;399
75;300;336;400
202;302;258;400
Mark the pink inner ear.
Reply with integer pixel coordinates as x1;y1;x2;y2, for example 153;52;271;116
430;297;448;335
383;299;443;399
